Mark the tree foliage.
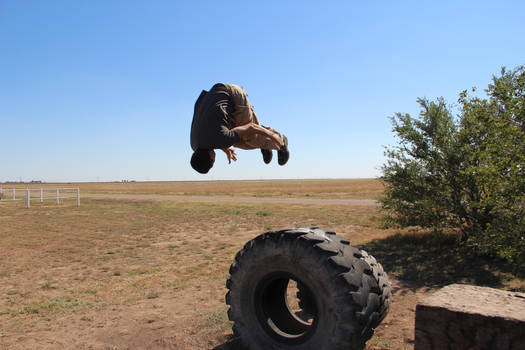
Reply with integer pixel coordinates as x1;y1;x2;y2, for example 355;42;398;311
381;66;525;266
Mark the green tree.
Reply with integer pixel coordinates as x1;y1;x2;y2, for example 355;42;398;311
381;66;524;266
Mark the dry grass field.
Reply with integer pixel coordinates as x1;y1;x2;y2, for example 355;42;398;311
1;179;523;350
38;178;384;199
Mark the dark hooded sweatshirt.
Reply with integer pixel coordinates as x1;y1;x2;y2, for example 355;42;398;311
190;83;241;151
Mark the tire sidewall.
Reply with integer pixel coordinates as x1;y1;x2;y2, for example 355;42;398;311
232;245;344;349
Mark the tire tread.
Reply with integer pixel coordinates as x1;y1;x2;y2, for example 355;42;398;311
226;227;391;350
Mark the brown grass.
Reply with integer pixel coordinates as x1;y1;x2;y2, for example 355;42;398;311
18;178;384;199
0;179;523;350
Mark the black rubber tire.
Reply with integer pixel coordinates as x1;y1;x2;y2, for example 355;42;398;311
225;227;392;350
296;245;392;328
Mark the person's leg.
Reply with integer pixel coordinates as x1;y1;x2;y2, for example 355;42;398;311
227;84;289;164
235;122;285;151
245;108;289;165
226;85;285;148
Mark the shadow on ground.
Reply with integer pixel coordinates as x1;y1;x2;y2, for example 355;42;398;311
359;231;522;291
213;336;244;350
212;231;523;349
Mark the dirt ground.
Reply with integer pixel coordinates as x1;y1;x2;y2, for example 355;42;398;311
1;180;522;350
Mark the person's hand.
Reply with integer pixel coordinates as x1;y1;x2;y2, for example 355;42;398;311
221;148;237;164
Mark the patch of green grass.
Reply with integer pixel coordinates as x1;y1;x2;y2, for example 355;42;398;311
40;281;56;290
146;291;160;299
256;211;270;216
369;335;394;349
214;244;228;251
171;276;193;290
359;214;382;227
328;216;343;224
19;296;85;315
135;242;151;248
103;345;129;350
214;205;249;215
183;263;209;275
202;308;230;331
127;267;162;276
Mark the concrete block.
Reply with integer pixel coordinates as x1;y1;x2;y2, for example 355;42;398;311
415;284;525;350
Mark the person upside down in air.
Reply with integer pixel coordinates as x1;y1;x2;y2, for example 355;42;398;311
190;83;289;174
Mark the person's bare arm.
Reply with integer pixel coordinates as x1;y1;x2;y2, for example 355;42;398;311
232;123;284;149
221;148;237;164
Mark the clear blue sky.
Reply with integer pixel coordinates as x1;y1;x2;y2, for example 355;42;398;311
1;1;524;182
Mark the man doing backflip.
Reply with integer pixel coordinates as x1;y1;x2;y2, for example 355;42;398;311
190;83;289;174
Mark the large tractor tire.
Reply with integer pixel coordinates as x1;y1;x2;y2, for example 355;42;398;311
225;227;392;350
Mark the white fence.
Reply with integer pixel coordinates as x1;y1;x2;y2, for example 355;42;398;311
0;187;80;208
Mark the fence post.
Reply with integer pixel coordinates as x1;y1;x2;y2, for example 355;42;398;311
56;188;60;204
40;188;43;203
77;188;80;206
26;189;30;208
13;188;16;200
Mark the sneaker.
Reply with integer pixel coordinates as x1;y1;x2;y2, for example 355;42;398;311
277;135;289;166
261;149;272;164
